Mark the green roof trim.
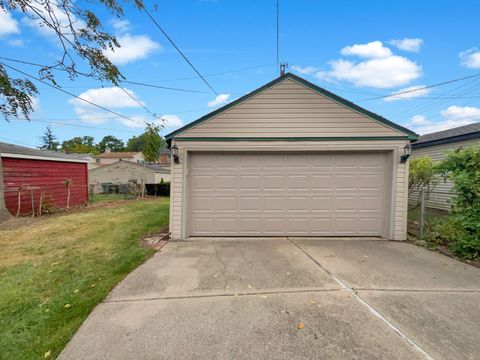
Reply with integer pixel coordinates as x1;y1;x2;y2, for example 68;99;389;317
165;73;418;141
174;136;414;141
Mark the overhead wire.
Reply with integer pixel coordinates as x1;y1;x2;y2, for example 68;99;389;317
141;5;219;95
1;61;146;127
358;72;480;102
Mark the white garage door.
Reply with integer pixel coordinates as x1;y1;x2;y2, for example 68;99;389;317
188;152;388;237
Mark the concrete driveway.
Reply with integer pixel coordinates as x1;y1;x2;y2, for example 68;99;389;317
59;239;480;360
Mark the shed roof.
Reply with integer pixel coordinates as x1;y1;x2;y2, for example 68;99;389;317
0;142;91;163
412;122;480;148
88;160;170;174
165;73;418;142
94;151;140;159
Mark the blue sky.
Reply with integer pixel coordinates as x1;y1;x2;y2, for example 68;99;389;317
1;0;480;148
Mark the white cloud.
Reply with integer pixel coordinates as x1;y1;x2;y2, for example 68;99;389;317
7;39;24;47
111;19;131;34
23;3;84;39
69;87;145;125
207;94;231;108
103;34;161;65
159;114;183;130
291;65;318;75
318;55;421;89
389;38;423;53
459;48;480;69
0;10;20;36
384;85;430;102
341;41;392;58
408;106;480;134
296;41;422;89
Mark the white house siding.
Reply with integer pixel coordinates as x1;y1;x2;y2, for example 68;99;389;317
176;79;403;139
410;138;479;210
169;140;409;241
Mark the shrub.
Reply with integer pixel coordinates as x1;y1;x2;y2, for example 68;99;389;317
408;156;438;209
438;145;480;259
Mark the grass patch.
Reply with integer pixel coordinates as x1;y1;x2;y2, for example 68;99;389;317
0;198;169;360
91;193;127;204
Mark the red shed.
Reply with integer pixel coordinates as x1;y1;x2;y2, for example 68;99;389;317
0;142;90;216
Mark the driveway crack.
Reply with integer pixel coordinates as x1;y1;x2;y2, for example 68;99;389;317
287;237;435;360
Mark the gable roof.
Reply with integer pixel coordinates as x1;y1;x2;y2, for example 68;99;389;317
0;142;91;163
88;159;170;174
165;73;418;142
412;122;480;148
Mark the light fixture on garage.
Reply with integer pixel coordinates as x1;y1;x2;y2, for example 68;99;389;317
171;144;179;164
400;144;412;163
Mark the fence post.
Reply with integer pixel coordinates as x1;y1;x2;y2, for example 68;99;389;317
419;188;425;239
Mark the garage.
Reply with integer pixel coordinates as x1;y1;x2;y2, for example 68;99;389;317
166;73;417;240
188;152;388;236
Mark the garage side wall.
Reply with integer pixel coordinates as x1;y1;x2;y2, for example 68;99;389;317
169;140;409;241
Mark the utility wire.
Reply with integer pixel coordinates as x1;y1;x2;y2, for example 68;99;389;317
359;72;480;101
141;6;219;95
1;62;146;127
0;56;213;95
16;118;141;134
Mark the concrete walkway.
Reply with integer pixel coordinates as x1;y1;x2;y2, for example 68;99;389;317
59;239;480;360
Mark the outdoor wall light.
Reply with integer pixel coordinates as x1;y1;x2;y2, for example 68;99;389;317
400;143;412;163
171;144;179;164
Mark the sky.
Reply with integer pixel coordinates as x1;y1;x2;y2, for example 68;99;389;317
1;0;480;149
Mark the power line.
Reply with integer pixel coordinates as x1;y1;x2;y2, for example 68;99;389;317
140;63;275;84
1;62;147;127
358;72;480;101
122;80;212;94
17;118;142;134
141;6;219;95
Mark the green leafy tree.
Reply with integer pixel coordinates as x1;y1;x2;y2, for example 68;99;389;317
438;146;480;259
0;0;151;121
126;134;147;152
142;124;165;162
97;135;125;152
39;125;59;151
408;156;438;209
62;136;98;154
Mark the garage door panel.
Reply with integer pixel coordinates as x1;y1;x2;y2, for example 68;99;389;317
188;152;387;236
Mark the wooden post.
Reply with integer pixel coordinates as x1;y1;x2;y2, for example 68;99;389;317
30;189;35;217
419;188;425;240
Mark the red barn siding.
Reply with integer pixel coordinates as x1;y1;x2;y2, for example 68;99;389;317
2;157;88;216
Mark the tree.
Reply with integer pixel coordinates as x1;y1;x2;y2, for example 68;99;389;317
97;135;125;152
62;136;98;154
143;124;164;162
408;157;438;209
438;146;480;259
0;0;149;121
39;126;59;151
126;134;147;152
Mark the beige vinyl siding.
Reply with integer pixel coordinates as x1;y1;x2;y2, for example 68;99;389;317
177;79;404;138
169;140;409;240
410;138;480;210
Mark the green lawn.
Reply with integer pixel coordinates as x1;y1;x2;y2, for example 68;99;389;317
91;193;128;203
0;198;169;360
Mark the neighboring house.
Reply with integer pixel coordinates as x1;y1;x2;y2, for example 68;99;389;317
158;147;171;166
0;142;90;216
93;148;145;165
88;160;170;194
165;73;417;240
411;122;480;211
